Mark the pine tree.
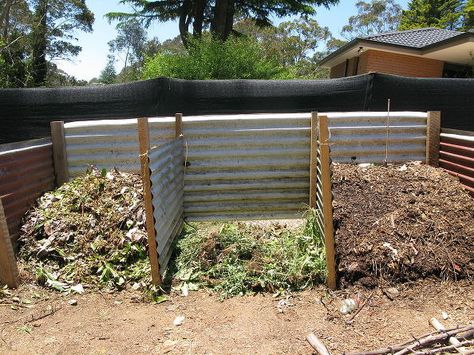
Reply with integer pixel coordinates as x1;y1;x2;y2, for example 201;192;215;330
399;0;466;31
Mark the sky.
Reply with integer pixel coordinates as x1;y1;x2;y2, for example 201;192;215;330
56;0;410;81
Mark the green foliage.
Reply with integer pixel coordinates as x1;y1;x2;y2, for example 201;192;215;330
142;34;284;80
341;0;402;39
234;16;332;79
107;0;339;45
173;210;327;298
399;0;468;31
99;55;117;84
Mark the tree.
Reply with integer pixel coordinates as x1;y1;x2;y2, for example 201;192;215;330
108;18;147;71
341;0;402;40
30;0;94;86
234;16;332;78
0;0;32;87
99;55;117;84
399;0;467;31
142;34;284;80
463;0;474;30
107;0;339;46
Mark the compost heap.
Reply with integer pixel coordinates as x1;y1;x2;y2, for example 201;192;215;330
333;163;474;287
18;168;151;292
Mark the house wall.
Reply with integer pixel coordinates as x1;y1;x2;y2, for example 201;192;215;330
330;49;445;78
330;61;346;78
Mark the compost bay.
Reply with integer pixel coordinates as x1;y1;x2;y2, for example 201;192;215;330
333;163;474;287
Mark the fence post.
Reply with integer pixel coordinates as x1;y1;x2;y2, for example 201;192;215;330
309;112;318;208
175;113;183;138
50;121;69;186
0;199;19;288
137;118;161;285
318;114;337;290
426;111;441;167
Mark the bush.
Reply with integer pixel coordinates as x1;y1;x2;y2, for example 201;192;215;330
142;34;285;80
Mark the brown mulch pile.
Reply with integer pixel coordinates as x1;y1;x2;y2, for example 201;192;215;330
333;162;474;287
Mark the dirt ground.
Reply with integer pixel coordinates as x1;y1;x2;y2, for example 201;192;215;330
1;279;472;354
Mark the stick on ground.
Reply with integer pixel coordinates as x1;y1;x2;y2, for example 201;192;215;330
307;333;331;355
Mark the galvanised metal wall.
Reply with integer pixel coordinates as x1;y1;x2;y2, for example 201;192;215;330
149;138;185;271
325;112;428;163
182;113;311;221
63;112;428;221
0;139;55;241
64;117;176;177
439;129;474;195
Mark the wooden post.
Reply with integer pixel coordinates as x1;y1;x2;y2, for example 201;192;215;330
50;121;69;186
426;111;441;167
175;113;183;138
309;112;318;208
318;114;337;290
0;199;19;288
138;118;161;285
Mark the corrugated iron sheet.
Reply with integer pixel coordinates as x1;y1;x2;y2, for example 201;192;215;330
64;112;429;221
182;113;311;220
149;138;185;272
324;112;428;163
0;139;55;241
439;131;474;195
64;118;176;177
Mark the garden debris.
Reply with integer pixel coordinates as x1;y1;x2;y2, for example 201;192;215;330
173;315;185;326
339;298;358;315
68;299;77;306
346;323;474;355
172;213;326;298
333;163;474;287
17;168;152;293
306;332;331;355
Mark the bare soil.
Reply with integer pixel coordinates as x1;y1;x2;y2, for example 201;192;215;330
333;163;474;287
0;280;472;354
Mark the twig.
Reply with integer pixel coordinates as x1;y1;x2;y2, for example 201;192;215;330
346;324;474;355
346;292;374;324
307;333;331;355
415;340;474;354
430;318;467;354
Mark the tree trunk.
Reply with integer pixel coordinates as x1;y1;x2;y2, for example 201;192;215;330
193;0;206;37
1;0;13;41
211;0;235;41
179;0;192;48
31;0;48;87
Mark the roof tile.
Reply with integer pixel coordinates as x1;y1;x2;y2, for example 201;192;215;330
364;28;464;48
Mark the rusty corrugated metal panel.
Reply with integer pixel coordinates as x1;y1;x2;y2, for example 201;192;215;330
0;140;55;241
440;131;474;195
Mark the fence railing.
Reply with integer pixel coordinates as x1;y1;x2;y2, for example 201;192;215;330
439;129;474;195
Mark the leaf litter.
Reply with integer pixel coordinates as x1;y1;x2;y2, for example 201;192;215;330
17;167;160;299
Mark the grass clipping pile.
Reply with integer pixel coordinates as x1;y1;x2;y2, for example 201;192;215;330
173;215;327;298
333;163;474;287
18;168;152;294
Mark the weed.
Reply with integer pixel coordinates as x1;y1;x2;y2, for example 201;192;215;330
172;209;326;298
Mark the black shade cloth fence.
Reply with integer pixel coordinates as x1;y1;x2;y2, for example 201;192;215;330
0;73;472;144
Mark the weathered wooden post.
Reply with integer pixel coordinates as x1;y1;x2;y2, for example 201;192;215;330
426;111;441;167
0;199;19;288
137;118;161;285
50;121;69;186
318;114;337;290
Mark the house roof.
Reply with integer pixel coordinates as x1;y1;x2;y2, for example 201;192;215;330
363;28;465;49
320;28;474;67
